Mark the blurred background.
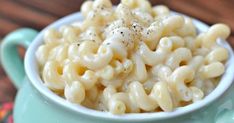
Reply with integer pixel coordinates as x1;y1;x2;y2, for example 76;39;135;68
0;0;234;106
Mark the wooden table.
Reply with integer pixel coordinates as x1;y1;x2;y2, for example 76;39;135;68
0;0;234;103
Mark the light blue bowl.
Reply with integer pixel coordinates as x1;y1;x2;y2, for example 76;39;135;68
1;12;234;123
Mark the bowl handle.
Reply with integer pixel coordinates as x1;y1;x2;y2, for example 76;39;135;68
1;28;38;89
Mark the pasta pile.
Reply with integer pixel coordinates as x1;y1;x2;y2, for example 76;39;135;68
36;0;230;114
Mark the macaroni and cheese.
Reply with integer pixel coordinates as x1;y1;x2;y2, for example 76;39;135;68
36;0;230;114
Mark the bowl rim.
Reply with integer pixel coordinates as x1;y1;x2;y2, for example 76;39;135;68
24;11;234;122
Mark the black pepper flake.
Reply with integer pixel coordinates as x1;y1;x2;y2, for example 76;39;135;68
77;43;80;46
120;32;124;35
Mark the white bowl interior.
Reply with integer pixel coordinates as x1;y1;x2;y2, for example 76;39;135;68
25;11;234;121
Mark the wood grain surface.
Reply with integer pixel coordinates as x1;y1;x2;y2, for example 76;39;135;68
0;0;234;103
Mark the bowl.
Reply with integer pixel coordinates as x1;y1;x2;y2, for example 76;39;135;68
1;11;234;123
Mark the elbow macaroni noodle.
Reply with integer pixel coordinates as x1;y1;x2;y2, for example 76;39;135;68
36;0;231;114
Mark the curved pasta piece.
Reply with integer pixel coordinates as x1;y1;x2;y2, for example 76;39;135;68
152;64;172;82
175;17;196;37
168;36;185;50
199;62;225;79
64;81;85;104
129;81;158;111
78;40;113;70
48;43;69;62
132;9;153;26
129;81;173;112
115;4;134;25
108;92;138;114
153;5;170;17
166;48;192;70
43;28;61;43
191;78;215;96
81;2;114;30
131;53;148;82
202;23;231;48
96;59;133;87
63;61;98;90
103;26;136;60
67;43;81;61
81;0;93;17
108;96;127;114
103;86;117;102
109;59;133;76
43;61;65;90
149;81;173;111
103;86;132;114
142;15;184;50
171;66;195;83
103;37;127;59
36;43;58;66
106;27;135;51
138;37;172;66
169;66;194;101
205;47;228;64
104;80;174;114
110;60;124;75
162;15;185;34
141;21;163;50
79;27;102;44
60;25;81;43
104;19;127;38
96;65;115;80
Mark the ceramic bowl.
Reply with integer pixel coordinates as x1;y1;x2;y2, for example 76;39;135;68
1;11;234;123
